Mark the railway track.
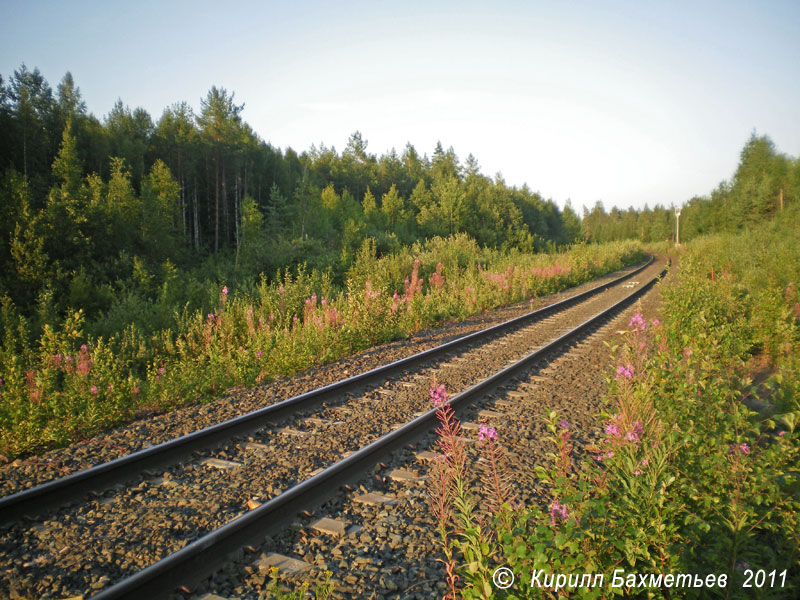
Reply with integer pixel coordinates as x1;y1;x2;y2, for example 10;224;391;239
0;256;668;599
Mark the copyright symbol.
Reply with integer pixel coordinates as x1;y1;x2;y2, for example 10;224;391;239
492;566;514;589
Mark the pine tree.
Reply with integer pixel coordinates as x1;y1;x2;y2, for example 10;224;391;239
197;86;244;251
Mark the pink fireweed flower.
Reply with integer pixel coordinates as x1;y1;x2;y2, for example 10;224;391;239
221;286;228;295
616;364;634;379
256;350;263;358
429;384;448;406
633;469;643;476
158;367;166;376
279;287;285;294
478;424;498;442
81;344;88;352
606;451;614;458
549;501;569;526
683;346;692;358
625;431;639;442
641;458;649;466
247;308;254;315
632;421;644;436
207;313;215;321
321;299;327;305
559;420;570;429
778;431;787;437
729;442;751;455
107;384;113;391
651;318;660;326
628;313;647;331
90;385;98;395
605;422;621;437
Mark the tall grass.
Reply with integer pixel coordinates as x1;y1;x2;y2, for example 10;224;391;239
0;235;644;458
427;210;800;599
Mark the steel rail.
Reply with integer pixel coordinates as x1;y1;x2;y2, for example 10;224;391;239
0;257;654;523
90;258;668;600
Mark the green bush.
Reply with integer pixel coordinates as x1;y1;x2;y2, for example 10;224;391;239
426;213;800;598
0;235;643;457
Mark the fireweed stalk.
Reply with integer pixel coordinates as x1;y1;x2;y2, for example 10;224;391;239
0;238;643;457
426;225;800;598
427;382;514;599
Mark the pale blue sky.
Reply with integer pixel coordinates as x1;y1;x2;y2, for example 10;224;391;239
2;0;798;213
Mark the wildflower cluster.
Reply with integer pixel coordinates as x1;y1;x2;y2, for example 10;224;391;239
478;423;497;442
429;262;445;290
549;500;569;526
628;312;647;331
430;383;448;406
616;363;633;379
728;442;750;455
0;238;644;457
426;383;513;597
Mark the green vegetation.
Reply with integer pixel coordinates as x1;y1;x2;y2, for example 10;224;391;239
429;209;800;598
0;65;581;327
581;133;799;244
0;233;643;458
0;64;638;457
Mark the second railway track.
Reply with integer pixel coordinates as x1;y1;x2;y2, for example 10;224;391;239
1;255;667;599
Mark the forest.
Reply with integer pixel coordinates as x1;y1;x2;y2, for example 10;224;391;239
581;132;800;244
3;65;797;333
0;65;583;331
1;63;797;458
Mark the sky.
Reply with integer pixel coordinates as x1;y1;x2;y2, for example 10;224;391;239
2;0;799;214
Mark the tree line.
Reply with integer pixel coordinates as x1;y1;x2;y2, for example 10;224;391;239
581;133;800;244
0;65;584;325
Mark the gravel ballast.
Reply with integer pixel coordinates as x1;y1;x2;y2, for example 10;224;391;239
0;258;668;599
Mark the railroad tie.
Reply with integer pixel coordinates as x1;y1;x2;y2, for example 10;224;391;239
200;458;243;470
415;450;443;462
279;427;308;437
354;492;398;506
478;409;503;419
388;469;427;483
254;552;313;575
241;442;269;452
311;517;347;537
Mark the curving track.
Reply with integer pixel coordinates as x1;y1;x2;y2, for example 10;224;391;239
0;256;668;600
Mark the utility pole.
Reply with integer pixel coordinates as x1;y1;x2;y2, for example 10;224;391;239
675;207;681;246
